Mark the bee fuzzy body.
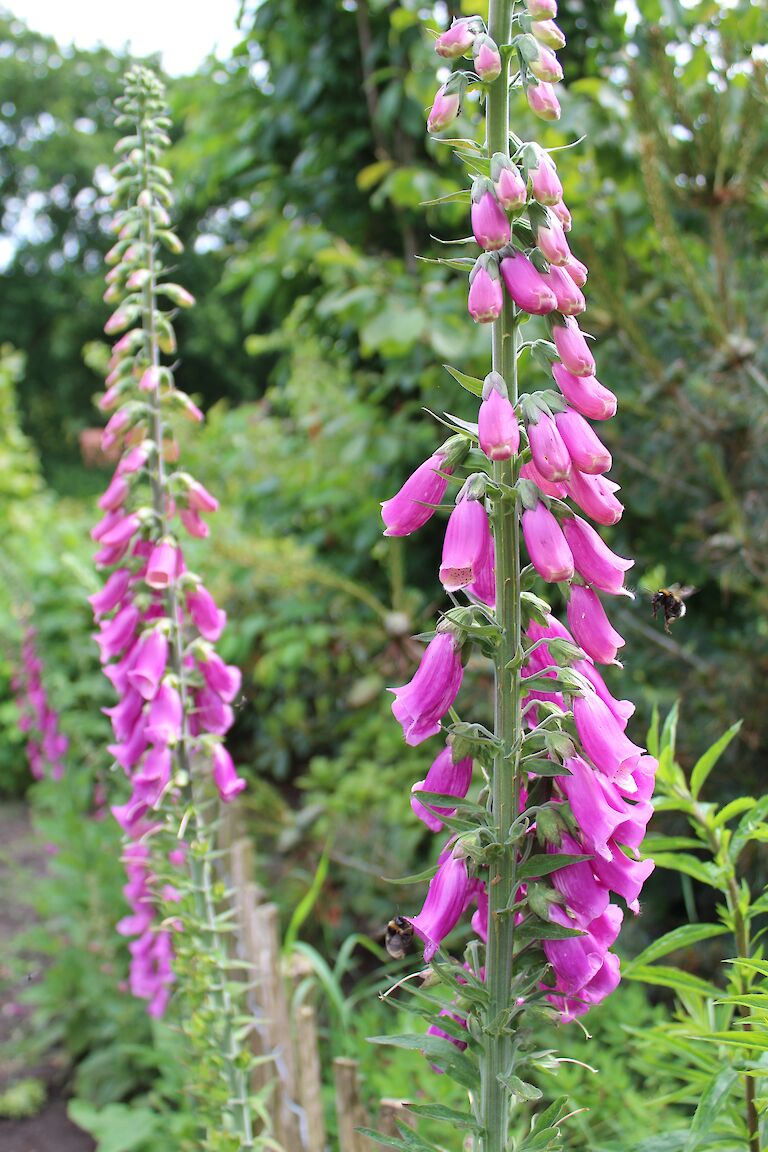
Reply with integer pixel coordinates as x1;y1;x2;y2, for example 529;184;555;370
651;585;694;634
385;915;414;960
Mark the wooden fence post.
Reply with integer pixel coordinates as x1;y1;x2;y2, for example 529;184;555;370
379;1098;415;1136
334;1058;375;1152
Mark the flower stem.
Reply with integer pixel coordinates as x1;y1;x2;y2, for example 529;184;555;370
482;3;519;1148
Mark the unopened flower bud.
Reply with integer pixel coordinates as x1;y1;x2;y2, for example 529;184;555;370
529;44;563;84
435;18;476;59
531;19;566;49
495;165;527;211
471;187;510;250
468;262;504;323
527;0;558;19
428;84;461;133
527;82;561;121
473;35;502;82
500;252;557;315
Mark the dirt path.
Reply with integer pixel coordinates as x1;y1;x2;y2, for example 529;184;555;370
0;802;95;1151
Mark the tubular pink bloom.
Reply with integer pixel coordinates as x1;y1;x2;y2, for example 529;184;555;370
187;585;227;641
381;452;452;537
527;0;558;20
529;44;563;83
427;84;460;133
134;744;172;788
527;81;561;121
411;745;473;832
187;480;219;514
439;496;492;592
104;688;144;741
98;472;130;512
474;39;502;82
500;252;557;315
408;853;470;961
530;151;563;206
592;842;654;914
467;532;496;606
95;603;140;662
435;19;476;59
527;413;572;482
471;191;510;251
552;364;616;421
551;199;572;231
127;631;169;700
212;743;247;802
389;631;464;747
540;265;584;315
573;691;644;785
549;832;609;923
567;469;623;526
180;507;210;538
558;756;626;860
553;318;596;377
548;950;620;1021
567;585;625;664
139;366;162;392
478;389;520;461
91;510;122;543
146;540;178;589
200;653;242;703
531;19;566;49
118;445;149;475
495;165;527;211
468;266;504;323
562;515;633;595
575;660;634;728
98;512;142;550
426;1010;468;1058
102;407;131;450
536;215;571;265
543;904;602;994
565;255;589;287
144;682;183;746
195;687;234;736
520;460;567;499
621;753;658;804
108;723;149;772
555;411;611;475
89;568;131;619
522;503;574;583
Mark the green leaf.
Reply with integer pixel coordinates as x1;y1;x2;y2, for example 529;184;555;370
713;796;756;827
404;1103;479;1129
684;1067;740;1152
442;364;484;397
514;919;585;945
730;795;768;861
67;1101;158;1152
650;853;723;888
625;964;723;999
690;721;742;799
624;923;729;974
283;846;330;952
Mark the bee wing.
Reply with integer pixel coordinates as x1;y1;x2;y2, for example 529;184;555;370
677;585;697;600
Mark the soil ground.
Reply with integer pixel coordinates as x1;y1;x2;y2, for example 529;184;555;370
0;802;95;1151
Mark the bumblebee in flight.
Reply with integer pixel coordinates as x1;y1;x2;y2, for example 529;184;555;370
651;584;695;634
384;916;414;960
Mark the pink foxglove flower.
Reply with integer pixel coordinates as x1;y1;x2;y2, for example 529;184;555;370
553;318;596;377
527;82;561;121
411;745;473;832
428;84;460;133
527;412;572;482
212;744;247;802
408;852;470;961
567;585;625;665
381;451;451;536
540;264;585;315
557;756;625;859
468;265;504;323
126;631;169;700
500;252;557;315
390;631;464;746
566;469;623;526
527;0;558;20
549;833;609;923
592;845;655;914
551;200;572;231
531;19;566;49
495;165;527;211
530;150;563;206
435;18;476;59
474;37;502;82
536;215;571;266
439;495;493;592
478;386;519;461
522;502;574;583
186;585;226;641
562;515;633;595
552;363;616;421
520;460;567;500
146;540;178;589
200;653;242;702
471;190;510;251
565;255;589;286
573;691;644;787
529;44;563;84
144;683;183;746
554;411;611;475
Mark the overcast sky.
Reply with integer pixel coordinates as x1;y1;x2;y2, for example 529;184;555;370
3;0;243;74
